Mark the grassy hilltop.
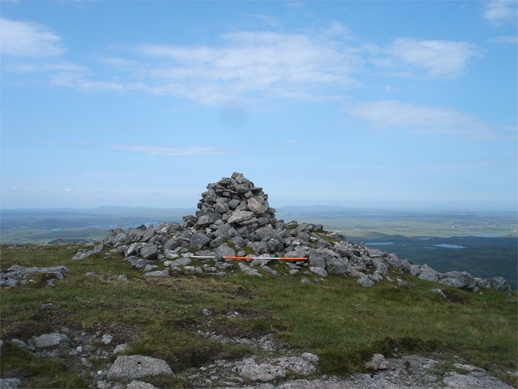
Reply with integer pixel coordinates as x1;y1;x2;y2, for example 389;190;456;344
1;242;517;388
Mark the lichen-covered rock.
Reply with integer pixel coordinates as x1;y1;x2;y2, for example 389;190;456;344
308;250;326;268
228;210;255;224
214;244;236;261
126;381;158;389
143;269;169;277
236;359;285;382
309;266;328;278
190;233;211;250
239;263;263;278
439;271;476;290
477;276;512;295
139;244;159;260
107;355;173;380
365;353;388;370
410;264;422;276
0;378;21;389
419;265;439;282
358;276;375;288
277;356;316;376
31;333;69;348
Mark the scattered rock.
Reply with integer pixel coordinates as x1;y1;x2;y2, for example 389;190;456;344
397;278;415;288
31;333;69;349
81;357;94;368
357;276;375;288
106;355;173;380
453;363;486;373
101;334;113;345
309;267;327;278
236;358;286;382
443;371;514;389
113;343;130;354
126;381;158;389
1;265;70;288
277;356;316;376
365;353;388;370
301;353;318;364
430;288;448;300
0;378;22;389
143;269;169;277
439;271;476;290
239;263;263;278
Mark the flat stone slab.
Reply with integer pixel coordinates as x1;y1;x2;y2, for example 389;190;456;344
237;361;286;382
107;355;173;380
31;333;69;348
228;210;254;224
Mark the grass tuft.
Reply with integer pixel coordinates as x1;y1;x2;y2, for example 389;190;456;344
1;243;516;387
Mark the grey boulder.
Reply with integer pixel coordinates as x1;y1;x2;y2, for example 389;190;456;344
190;233;211;250
418;265;439;282
228;210;254;224
439;271;476;290
236;359;285;382
31;333;69;348
239;263;263;278
139;244;159;260
358;276;375;288
107;355;173;380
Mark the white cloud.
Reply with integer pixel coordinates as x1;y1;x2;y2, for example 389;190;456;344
1;20;480;103
320;21;354;40
49;72;124;92
110;145;230;156
490;35;518;44
132;30;361;105
245;14;281;28
483;0;517;25
345;100;516;140
386;38;481;78
287;2;303;9
6;61;88;73
0;17;65;56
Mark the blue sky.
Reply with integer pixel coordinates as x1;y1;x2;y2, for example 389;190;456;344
1;1;517;211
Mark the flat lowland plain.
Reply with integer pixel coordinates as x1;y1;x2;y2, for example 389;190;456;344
1;243;517;388
275;207;518;291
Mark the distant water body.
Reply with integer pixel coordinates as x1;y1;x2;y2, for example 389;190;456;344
433;244;466;249
367;241;466;249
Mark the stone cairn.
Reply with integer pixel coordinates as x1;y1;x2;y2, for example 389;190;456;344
183;171;278;247
57;172;511;296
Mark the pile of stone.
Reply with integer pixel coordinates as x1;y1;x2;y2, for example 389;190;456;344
0;264;70;288
185;172;276;232
70;172;511;296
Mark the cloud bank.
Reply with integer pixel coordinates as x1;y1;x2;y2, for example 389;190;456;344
346;100;516;140
0;17;65;56
2;18;484;105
